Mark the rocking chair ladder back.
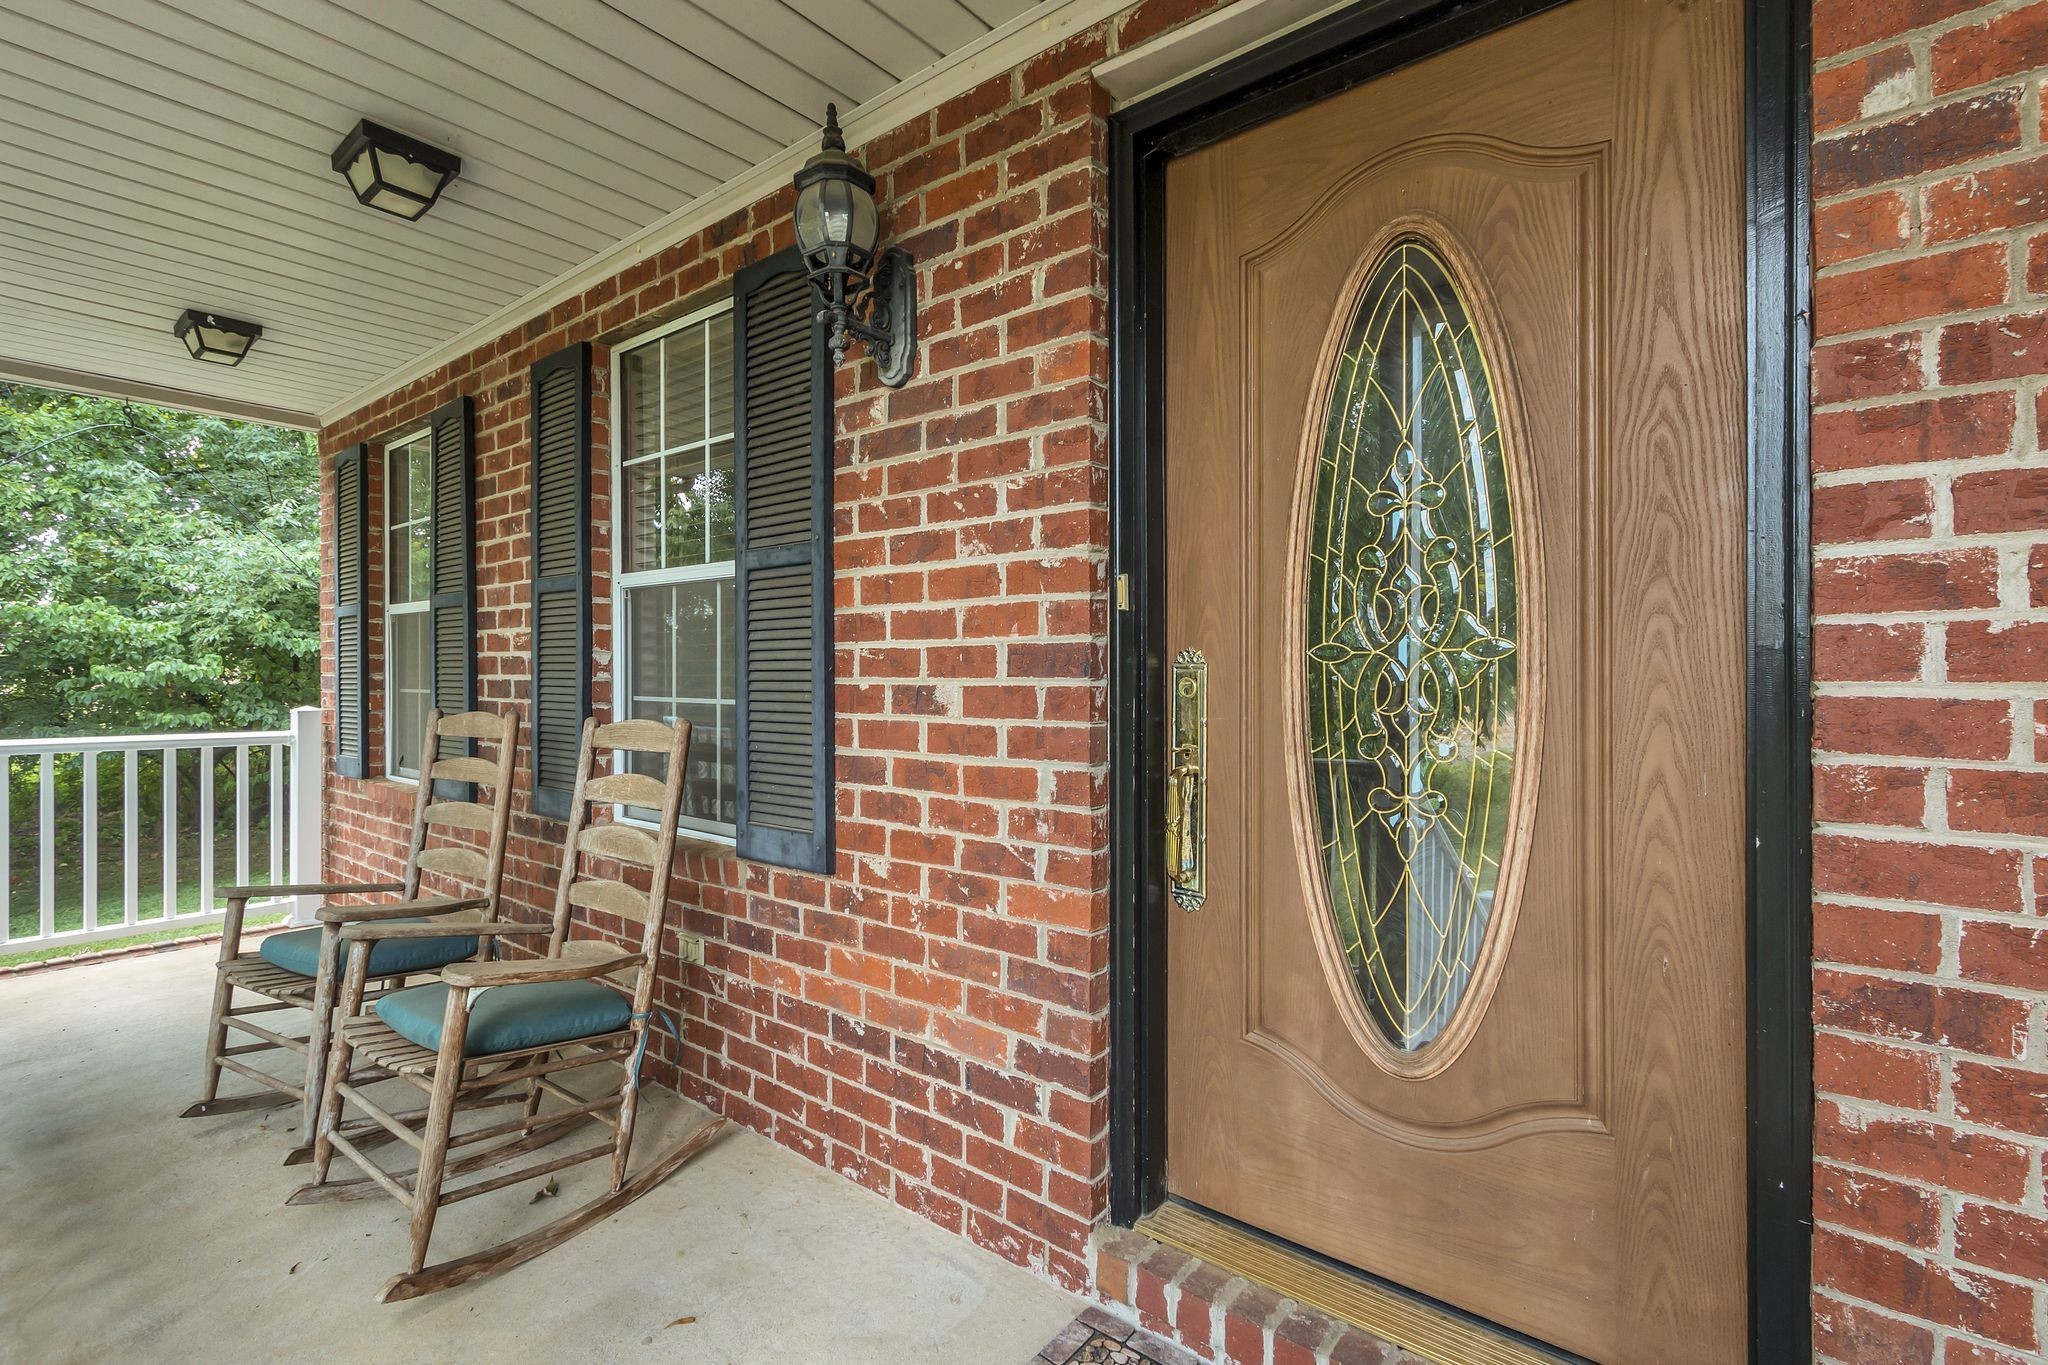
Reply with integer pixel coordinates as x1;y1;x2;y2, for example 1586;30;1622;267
292;715;729;1301
183;707;519;1166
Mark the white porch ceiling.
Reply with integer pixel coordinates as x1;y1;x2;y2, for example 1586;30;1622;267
0;0;1055;428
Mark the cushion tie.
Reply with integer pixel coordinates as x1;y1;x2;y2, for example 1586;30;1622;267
626;1007;681;1091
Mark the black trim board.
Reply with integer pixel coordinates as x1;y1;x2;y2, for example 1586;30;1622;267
529;342;594;822
732;248;837;874
426;395;478;801
1745;0;1816;1354
333;443;370;781
1104;2;1813;1361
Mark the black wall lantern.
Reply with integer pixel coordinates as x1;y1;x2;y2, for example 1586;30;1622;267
174;309;262;366
793;105;916;388
331;119;461;221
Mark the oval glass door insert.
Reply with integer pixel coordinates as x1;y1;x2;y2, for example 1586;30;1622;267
1303;236;1521;1056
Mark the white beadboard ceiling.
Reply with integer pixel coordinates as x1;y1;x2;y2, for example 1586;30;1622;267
0;0;1067;429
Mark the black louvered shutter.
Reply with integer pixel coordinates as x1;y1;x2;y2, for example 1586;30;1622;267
333;443;369;779
426;396;476;797
734;248;834;872
529;344;591;820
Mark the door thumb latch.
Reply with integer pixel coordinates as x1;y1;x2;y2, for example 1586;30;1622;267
1166;649;1207;912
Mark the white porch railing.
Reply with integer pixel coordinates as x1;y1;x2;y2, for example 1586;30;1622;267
1;706;322;954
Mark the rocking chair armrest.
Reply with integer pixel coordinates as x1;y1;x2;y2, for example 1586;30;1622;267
319;895;487;925
441;949;644;989
220;880;403;903
339;916;551;942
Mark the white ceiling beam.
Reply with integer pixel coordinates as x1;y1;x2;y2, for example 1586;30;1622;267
0;357;320;430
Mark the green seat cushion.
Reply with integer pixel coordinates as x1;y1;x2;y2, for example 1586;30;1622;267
258;922;480;980
375;980;634;1056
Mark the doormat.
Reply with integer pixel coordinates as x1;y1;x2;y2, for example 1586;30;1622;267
1031;1306;1196;1365
1068;1333;1167;1363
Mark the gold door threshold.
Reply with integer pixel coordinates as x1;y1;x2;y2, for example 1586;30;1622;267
1134;1203;1567;1365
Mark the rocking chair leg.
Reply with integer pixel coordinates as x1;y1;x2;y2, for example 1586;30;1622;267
308;1032;353;1186
311;946;374;1186
403;992;472;1275
609;1043;645;1193
298;924;342;1148
522;1074;544;1124
186;972;236;1112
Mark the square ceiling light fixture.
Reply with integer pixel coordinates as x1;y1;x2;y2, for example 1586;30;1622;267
331;119;461;221
174;310;262;366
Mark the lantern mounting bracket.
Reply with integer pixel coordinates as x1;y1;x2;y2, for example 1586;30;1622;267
817;246;917;388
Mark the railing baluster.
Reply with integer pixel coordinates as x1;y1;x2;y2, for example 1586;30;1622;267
199;745;215;915
123;750;138;926
268;743;284;886
235;744;251;889
38;752;55;941
1;756;11;946
0;723;301;953
162;746;178;922
82;752;98;933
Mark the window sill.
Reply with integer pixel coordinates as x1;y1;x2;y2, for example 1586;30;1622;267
616;812;737;859
359;776;420;817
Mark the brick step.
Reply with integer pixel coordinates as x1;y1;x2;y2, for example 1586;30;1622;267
1086;1226;1430;1365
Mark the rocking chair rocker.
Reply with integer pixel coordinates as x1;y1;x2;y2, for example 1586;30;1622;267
182;707;519;1164
289;716;729;1301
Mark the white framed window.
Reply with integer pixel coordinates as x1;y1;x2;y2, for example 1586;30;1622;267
384;428;434;780
612;301;738;835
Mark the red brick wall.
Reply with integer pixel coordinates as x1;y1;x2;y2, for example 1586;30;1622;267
1813;1;2048;1359
315;0;1223;1296
307;0;2048;1352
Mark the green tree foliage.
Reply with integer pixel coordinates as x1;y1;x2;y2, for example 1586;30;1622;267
0;384;319;738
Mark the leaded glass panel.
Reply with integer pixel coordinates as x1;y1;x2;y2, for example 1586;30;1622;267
1304;237;1520;1054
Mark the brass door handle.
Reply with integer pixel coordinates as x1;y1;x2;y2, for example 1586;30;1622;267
1166;649;1207;911
1166;759;1199;874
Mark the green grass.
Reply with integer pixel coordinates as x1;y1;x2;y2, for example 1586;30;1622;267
3;817;291;967
0;910;288;969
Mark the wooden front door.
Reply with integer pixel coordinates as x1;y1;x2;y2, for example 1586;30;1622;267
1161;1;1746;1359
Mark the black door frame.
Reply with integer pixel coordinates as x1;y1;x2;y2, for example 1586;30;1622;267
1103;1;1813;1360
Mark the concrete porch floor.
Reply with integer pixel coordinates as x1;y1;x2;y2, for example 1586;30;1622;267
0;942;1084;1364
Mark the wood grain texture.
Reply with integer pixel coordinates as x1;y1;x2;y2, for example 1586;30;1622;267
567;877;655;923
441;948;643;988
435;709;512;741
590;718;678;752
583;771;668;809
1162;1;1747;1359
578;821;661;868
324;895;489;925
426;755;502;786
421;800;495;832
416;845;491;881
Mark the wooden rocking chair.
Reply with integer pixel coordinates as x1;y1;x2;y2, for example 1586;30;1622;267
183;707;519;1165
289;716;729;1301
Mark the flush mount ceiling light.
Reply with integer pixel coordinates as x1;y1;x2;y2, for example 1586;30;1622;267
330;119;461;221
792;104;916;388
174;310;262;366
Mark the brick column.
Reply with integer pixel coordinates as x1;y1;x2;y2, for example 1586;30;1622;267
1812;1;2048;1358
